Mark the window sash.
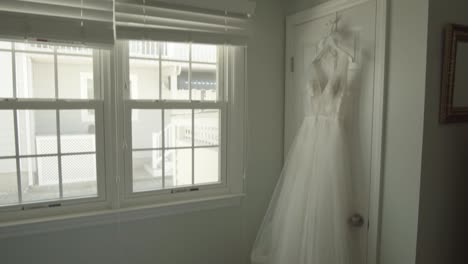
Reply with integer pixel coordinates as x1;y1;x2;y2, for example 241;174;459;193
122;102;228;198
0;104;107;209
126;42;224;102
0;46;108;211
115;41;230;202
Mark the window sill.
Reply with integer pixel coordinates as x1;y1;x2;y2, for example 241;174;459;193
0;193;245;239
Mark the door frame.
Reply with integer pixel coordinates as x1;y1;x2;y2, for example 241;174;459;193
285;0;387;263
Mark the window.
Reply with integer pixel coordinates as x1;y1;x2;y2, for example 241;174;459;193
0;41;106;214
0;39;245;222
121;41;240;203
0;0;251;227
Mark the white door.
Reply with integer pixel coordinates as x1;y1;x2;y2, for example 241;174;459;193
285;1;377;263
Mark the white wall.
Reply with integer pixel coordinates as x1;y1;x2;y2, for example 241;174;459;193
0;0;286;263
241;0;286;262
417;1;468;263
379;1;429;264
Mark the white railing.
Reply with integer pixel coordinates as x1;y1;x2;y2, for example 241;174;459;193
151;124;178;175
130;41;216;62
191;90;217;101
153;123;218;148
129;41;159;58
25;43;91;54
193;125;219;145
150;123;218;177
191;45;217;62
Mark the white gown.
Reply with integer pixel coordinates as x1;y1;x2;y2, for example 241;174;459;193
251;44;353;264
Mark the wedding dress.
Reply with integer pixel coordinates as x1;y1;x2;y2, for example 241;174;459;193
251;33;353;264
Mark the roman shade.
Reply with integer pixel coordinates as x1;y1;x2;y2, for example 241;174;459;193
115;0;256;45
0;0;114;47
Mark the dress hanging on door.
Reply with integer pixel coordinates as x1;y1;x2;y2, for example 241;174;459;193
251;33;354;264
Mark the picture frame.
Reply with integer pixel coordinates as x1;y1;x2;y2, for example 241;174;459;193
440;23;468;123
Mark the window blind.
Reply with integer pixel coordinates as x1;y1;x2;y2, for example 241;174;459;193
115;0;256;45
0;0;114;47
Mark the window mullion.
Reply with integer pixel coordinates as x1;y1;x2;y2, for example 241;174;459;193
122;42;131;202
94;50;101;100
53;47;64;199
189;43;192;101
158;43;162;100
158;43;166;188
190;44;196;185
217;46;224;102
191;108;195;185
11;44;17;99
11;44;23;204
13;112;23;204
161;109;166;189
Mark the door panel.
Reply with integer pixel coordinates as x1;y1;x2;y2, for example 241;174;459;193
285;1;377;263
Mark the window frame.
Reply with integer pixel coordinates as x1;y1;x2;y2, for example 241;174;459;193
114;41;245;207
0;42;113;222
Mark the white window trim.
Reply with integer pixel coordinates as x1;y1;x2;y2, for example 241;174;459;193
129;74;139;121
115;41;246;209
0;47;110;223
0;41;247;235
79;72;94;122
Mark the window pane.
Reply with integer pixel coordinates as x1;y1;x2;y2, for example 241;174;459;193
18;110;57;156
194;147;219;184
165;148;192;187
129;59;159;100
0;41;11;50
16;53;55;99
129;41;159;59
161;42;189;61
132;109;162;149
132;150;163;192
164;109;192;148
60;110;96;154
0;51;13;98
0;159;18;206
62;154;97;198
192;44;217;63
0;110;16;157
20;156;60;202
194;109;219;146
58;55;93;99
161;61;189;100
191;63;218;101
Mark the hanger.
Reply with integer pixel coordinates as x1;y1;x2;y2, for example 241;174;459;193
312;13;355;63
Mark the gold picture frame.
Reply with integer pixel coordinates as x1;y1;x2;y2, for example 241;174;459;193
440;24;468;123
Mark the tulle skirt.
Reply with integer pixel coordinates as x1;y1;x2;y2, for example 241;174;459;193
251;115;353;264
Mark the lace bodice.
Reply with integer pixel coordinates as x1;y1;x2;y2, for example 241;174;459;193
306;46;349;119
